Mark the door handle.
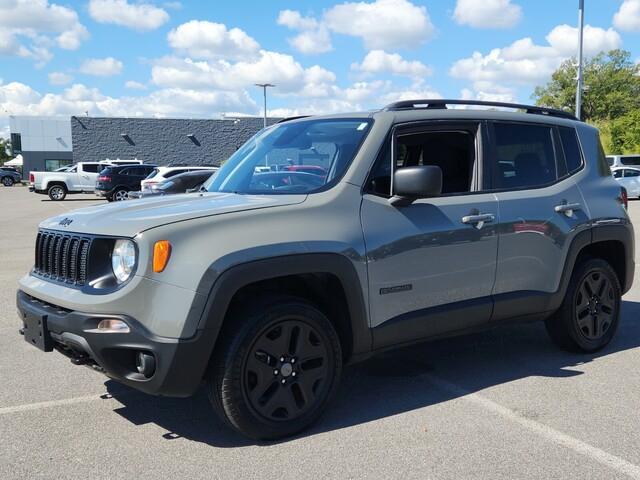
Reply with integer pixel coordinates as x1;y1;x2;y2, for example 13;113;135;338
462;213;495;229
554;202;581;217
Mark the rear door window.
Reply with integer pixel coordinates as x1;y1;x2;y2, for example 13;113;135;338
621;156;640;166
625;169;640;178
82;164;100;173
491;122;557;190
164;169;188;178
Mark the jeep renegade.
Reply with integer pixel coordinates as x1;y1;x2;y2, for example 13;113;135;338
17;99;634;440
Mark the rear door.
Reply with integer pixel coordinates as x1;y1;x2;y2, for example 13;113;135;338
489;121;590;321
622;169;640;197
79;163;100;189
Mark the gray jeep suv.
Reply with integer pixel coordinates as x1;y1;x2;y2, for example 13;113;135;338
17;100;634;440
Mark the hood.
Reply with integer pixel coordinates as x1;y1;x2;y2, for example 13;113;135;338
39;192;307;237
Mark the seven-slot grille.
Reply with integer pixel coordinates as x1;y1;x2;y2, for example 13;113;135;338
34;230;91;285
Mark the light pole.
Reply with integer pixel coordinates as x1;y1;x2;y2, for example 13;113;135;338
255;83;275;129
576;0;585;120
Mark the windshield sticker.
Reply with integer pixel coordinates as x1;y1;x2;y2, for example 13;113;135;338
357;122;368;131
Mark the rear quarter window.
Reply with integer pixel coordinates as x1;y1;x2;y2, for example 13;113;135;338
558;127;583;174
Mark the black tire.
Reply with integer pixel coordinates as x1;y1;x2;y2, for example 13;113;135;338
112;188;129;201
207;296;342;440
545;257;621;353
1;176;14;186
47;184;67;201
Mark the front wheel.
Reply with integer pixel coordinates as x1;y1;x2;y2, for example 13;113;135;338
1;176;14;186
47;184;67;201
207;297;342;440
545;258;621;353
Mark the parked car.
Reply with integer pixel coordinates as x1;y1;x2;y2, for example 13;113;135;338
0;166;21;186
129;169;215;199
612;166;640;197
29;162;110;200
16;99;634;441
95;164;157;201
141;166;218;192
282;165;328;176
606;154;640;168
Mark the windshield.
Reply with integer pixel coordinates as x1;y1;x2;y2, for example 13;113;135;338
204;118;372;194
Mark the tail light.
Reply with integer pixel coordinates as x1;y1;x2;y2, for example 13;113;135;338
29;173;34;183
98;175;111;182
620;187;628;210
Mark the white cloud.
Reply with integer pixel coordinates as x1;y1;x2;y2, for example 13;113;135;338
167;20;260;60
0;0;88;64
546;24;622;56
352;50;431;79
0;80;258;120
614;0;640;31
450;24;623;97
453;0;522;29
88;0;169;31
324;0;434;50
125;80;147;90
79;57;124;77
277;10;332;54
48;72;73;85
151;51;336;96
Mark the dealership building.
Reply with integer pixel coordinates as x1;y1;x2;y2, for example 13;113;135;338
9;115;278;178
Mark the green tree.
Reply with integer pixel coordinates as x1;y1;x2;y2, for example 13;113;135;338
533;49;640;123
534;49;640;153
0;138;12;165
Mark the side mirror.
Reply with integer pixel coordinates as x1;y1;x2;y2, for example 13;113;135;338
389;166;442;207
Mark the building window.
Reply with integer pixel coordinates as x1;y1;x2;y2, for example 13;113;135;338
10;133;22;154
45;159;73;171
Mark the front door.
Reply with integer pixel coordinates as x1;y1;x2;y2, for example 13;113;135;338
361;122;499;349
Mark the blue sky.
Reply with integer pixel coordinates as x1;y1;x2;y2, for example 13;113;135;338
1;0;639;134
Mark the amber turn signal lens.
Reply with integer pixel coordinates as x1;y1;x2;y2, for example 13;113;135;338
153;240;171;273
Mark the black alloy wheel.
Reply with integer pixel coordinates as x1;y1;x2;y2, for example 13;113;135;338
2;176;14;186
208;296;342;440
545;257;621;353
574;270;616;341
243;319;331;422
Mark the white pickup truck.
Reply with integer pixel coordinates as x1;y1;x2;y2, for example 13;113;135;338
29;162;108;201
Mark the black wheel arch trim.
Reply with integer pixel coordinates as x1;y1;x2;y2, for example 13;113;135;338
189;252;372;368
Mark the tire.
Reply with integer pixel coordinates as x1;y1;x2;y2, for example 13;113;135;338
47;184;67;201
207;296;342;440
1;176;14;186
112;188;129;201
545;257;621;353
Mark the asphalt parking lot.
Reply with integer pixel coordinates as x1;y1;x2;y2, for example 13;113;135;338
2;186;640;479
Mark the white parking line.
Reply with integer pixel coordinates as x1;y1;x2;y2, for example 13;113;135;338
0;393;110;415
427;374;640;480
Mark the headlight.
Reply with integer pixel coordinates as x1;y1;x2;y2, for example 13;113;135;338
111;239;136;283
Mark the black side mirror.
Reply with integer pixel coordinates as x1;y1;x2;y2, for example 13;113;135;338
389;165;442;207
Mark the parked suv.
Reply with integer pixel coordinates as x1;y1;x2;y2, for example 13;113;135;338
16;100;634;440
0;166;21;186
95;164;157;201
141;166;218;192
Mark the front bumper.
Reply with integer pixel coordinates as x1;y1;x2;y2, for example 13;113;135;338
16;290;215;397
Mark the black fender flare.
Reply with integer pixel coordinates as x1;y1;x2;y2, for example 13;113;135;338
188;252;372;369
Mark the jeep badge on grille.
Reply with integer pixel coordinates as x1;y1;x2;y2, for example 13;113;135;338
58;218;73;227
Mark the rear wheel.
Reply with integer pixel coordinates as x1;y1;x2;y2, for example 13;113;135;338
112;188;129;201
1;176;14;186
545;258;621;352
47;184;67;201
207;296;342;440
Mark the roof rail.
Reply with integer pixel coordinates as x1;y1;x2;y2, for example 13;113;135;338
383;99;577;121
277;115;310;124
